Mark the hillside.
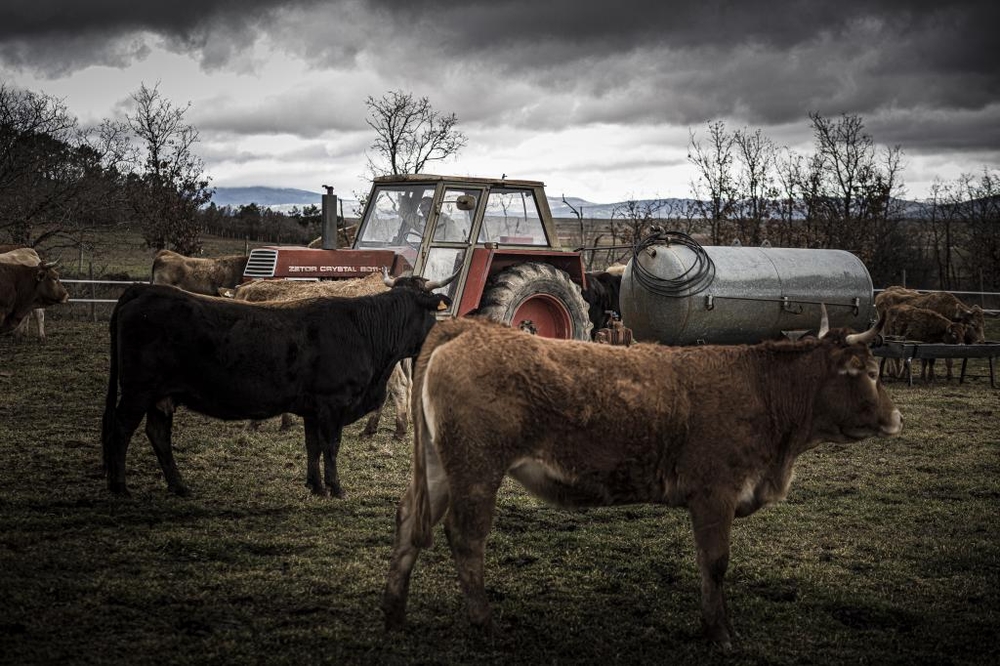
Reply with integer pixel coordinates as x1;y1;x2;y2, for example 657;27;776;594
212;186;698;220
211;186;323;208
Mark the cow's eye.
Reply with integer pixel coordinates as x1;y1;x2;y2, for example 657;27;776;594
868;370;878;380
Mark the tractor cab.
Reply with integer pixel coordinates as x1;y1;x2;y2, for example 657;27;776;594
353;175;556;310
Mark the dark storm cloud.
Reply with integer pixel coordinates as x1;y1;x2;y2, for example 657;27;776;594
2;0;998;152
0;0;325;74
868;107;1000;153
0;0;313;40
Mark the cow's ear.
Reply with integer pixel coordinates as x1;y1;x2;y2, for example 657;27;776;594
415;291;452;311
35;268;46;282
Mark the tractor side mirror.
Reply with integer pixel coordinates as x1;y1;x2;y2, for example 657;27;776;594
454;194;477;211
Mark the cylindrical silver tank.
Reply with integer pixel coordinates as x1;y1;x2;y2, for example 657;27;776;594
620;244;875;345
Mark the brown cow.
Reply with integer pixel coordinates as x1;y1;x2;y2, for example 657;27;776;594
874;285;921;313
151;249;250;296
0;262;69;335
884;304;966;345
382;314;902;648
876;288;985;342
883;304;967;381
0;248;47;339
877;288;986;379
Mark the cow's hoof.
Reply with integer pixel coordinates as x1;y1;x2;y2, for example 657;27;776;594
168;483;191;497
308;485;330;498
703;622;735;651
327;485;345;499
468;607;493;635
382;605;406;632
108;481;131;498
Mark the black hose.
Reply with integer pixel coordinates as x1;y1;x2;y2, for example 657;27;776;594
631;231;716;297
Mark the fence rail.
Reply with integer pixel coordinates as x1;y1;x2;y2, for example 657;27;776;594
62;279;148;304
60;279;1000;315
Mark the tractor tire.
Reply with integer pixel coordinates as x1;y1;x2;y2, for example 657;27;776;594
477;262;592;341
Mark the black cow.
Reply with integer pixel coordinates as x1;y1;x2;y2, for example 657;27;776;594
582;268;624;338
101;283;450;498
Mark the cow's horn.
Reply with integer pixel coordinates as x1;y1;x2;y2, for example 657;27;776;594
845;315;884;346
381;267;397;287
42;260;59;269
424;269;460;291
817;303;829;339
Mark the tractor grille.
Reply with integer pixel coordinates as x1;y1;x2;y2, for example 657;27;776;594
244;249;278;278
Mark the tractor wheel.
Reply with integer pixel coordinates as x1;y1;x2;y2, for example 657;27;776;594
477;262;592;341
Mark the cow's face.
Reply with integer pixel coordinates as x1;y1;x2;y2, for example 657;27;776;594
945;322;966;345
403;292;452;356
811;340;902;444
34;265;69;306
963;306;986;343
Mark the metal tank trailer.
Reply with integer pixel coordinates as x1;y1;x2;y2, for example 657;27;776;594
618;233;876;346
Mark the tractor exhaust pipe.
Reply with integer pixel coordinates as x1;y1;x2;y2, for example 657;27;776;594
321;186;339;250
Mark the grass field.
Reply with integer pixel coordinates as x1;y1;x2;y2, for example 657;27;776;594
1;233;998;664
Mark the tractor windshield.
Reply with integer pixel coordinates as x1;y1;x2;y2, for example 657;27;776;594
355;184;436;260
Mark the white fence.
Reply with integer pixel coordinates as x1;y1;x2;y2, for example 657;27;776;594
62;278;149;304
62;279;1000;316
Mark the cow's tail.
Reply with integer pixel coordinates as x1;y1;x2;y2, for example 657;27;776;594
408;384;435;549
408;318;473;548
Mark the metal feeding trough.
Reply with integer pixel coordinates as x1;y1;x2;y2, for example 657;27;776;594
873;339;1000;387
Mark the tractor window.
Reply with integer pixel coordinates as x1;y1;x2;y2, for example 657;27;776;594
431;188;477;243
423;247;466;304
478;188;547;245
356;184;436;251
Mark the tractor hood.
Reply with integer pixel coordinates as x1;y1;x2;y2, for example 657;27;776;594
243;246;412;281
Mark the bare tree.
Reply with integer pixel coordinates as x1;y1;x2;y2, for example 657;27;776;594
732;127;778;246
808;113;896;248
0;84;131;251
0;85;78;244
771;148;811;247
125;82;211;254
687;120;738;244
864;143;910;286
805;113;906;275
951;168;1000;290
608;197;665;265
923;179;961;288
364;90;467;178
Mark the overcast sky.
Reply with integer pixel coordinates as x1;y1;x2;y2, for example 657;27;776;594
2;0;998;203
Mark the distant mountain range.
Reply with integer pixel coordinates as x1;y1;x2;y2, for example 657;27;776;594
211;186;324;209
211;186;930;220
211;186;697;220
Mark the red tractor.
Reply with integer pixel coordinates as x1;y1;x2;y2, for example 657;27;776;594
242;174;593;340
